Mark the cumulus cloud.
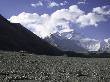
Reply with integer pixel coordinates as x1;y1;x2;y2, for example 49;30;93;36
93;6;110;15
8;12;74;38
31;1;43;7
77;6;110;27
51;5;84;22
9;5;84;38
9;5;110;38
77;13;106;27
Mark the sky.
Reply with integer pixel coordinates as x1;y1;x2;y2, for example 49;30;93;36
0;0;110;41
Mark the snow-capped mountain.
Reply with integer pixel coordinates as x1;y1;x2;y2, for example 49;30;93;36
46;32;87;53
45;30;101;53
99;38;110;53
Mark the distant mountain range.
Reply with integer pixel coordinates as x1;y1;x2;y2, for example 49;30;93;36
0;14;110;57
45;32;87;53
0;15;63;55
45;31;110;53
99;39;110;53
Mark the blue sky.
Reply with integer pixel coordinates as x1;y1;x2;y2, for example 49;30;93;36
0;0;110;41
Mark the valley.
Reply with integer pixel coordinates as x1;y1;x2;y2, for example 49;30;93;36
0;51;110;82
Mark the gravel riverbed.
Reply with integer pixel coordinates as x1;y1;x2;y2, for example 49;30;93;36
0;51;110;82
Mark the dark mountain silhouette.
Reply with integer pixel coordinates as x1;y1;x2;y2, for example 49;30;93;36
0;15;64;55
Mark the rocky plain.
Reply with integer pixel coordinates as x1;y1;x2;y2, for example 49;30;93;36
0;51;110;82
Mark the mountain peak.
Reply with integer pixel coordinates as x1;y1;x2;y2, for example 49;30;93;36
0;14;8;22
0;15;63;55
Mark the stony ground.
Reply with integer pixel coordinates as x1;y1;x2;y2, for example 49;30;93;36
0;51;110;82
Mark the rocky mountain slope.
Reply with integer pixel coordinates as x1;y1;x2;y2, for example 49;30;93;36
99;39;110;53
45;32;87;53
45;30;110;53
0;15;63;55
45;31;100;53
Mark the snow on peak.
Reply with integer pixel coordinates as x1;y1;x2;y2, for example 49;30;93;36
80;38;101;51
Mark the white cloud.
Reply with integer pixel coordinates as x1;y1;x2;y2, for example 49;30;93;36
48;1;68;8
9;5;83;38
60;1;68;6
31;1;68;8
77;13;106;27
77;0;87;5
48;2;59;7
9;5;110;39
51;5;84;22
93;6;110;15
76;6;110;27
8;12;74;38
31;1;43;7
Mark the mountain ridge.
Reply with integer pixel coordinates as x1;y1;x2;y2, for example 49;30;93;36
0;14;64;55
45;32;87;53
45;31;110;53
